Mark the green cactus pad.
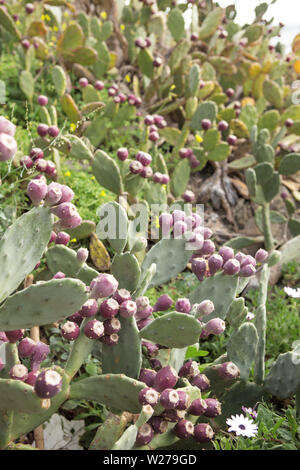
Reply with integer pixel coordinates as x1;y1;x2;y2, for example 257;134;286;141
139;312;202;348
227;323;259;380
189;272;239;321
258;110;279;133
138;49;154;79
141;238;191;288
264;352;300;399
61;94;82;123
46;245;98;284
159;127;181;146
0;6;21;40
170;158;190;197
112;424;138;451
190;101;218;130
66;134;94;161
189;64;200;96
278;153;300;175
198;7;224;39
51;65;67;97
263;80;283;109
102;316;142;379
0;279;88;330
134;263;156;298
0;379;50;414
19;71;34;101
90;412;130;450
92;150;123;195
66;220;96;241
111;253;141;292
96;201;128;254
207;142;230;162
226;298;246;329
0;207;53;303
203;128;220;151
69;374;145;413
167;8;185;41
82;84;100;103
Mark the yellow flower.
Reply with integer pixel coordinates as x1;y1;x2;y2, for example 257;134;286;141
53;26;58;32
170;84;176;90
100;190;106;196
62;23;67;31
91;176;96;180
71;238;77;243
125;74;131;83
100;11;107;20
195;134;203;143
120;24;125;31
70;20;75;25
49;42;54;47
51;35;56;42
45;14;51;22
41;14;45;21
63;11;69;18
70;123;76;132
65;171;71;177
16;20;20;25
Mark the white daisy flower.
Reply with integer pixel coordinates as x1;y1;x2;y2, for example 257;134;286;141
284;287;300;298
246;311;255;321
226;414;258;438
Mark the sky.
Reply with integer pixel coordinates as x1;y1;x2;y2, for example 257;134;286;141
217;0;299;49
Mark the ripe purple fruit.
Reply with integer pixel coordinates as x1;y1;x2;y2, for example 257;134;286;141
55;231;70;245
191;257;207;281
37;123;49;137
100;333;119;346
285;118;294;128
48;126;59;138
61;321;80;341
135;424;154;446
179;360;199;379
84;319;104;339
218;361;240;380
163;409;186;422
76;248;89;264
204;398;222;417
25;370;39;386
223;258;240;275
0;133;17;162
218;120;229;132
226;88;235;98
45;183;62;206
79;77;89;88
21;39;30;49
149;417;168;434
99;298;120;319
90;274;118;299
159;212;173;235
255;248;268;264
138;387;159;406
239;263;256;277
227;134;237;145
175;298;191;314
5;329;25;343
10;364;28;381
113;289;131;304
0;116;16;136
136;151;152;166
188;398;208;416
30;147;44;160
18;338;36;358
139;368;157;387
31;341;50;371
182;190;195;202
174;420;194;439
34;369;62;398
160;388;179;409
191;373;210;391
58;185;74;203
204;317;226;335
219;246;234;262
197;300;215;319
103;317;121;335
194;423;214;443
25;3;35;14
117;147;128;161
119;300;137;318
129;160;143;174
201;119;212;131
176;390;189;410
95;80;104;91
38;95;48;106
53;272;65;279
153;366;178;392
153;294;173;312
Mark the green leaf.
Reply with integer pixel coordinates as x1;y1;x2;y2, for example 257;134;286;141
278;153;300;176
137;49;154;79
167;8;185;41
19;71;34;101
159;127;181;146
190;101;218;130
171;158;190;197
92;150;123;195
198;7;224;40
203;128;220;151
206;142;230;161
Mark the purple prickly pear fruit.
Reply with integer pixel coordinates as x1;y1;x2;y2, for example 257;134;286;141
172;210;186;223
0;133;17;162
218;361;240;380
156;118;167;129
199;240;215;256
0;116;16;136
135;424;154;446
18;338;36;358
129;160;143;174
285;118;294;128
176;390;189;410
182;190;195;203
90;274;118;299
235;251;247;264
161;175;170;185
119;300;137;318
153;366;178;392
149;124;158;133
149;131;159;142
218;120;229;132
136;296;150;311
100;333;119;346
204;317;225;335
99;298;119;319
139;368;157;387
84;319;104;340
153;294;173;312
137;317;153;331
138;387;159;406
191;257;207;281
223;258;240;275
241;255;256;268
5;330;25;343
160;389;179;409
149;417;168;434
103;317;121;335
175;298;191;314
58;185;75;204
226;88;235;98
191;374;210;391
25;370;39;386
202;227;213;239
153;172;163;183
31;341;50;371
204;398;222;417
38;95;48;106
200;327;210;340
59;213;82;230
75;249;88;267
219;246;234;262
0;331;8;342
142;340;159;357
179;360;199;379
68;312;83;326
173;420;194;439
194;423;214;443
197;300;215;319
179;148;193;159
34;369;62;398
113;289;131;304
20;155;33;169
10;364;28;381
52;202;78;220
25;3;35;13
136;305;153;321
191;32;199;41
55;231;70;245
201;119;212;131
48;126;59;138
227;134;237;145
30;147;44;160
108;87;117;97
173;220;187;237
21;39;30;49
37;123;49;137
159;212;173;235
35;159;48;173
144;115;155;126
188;398;208;416
94;80;104;91
208;254;223;275
136;151;152;166
141;166;153;179
61;321;80;341
117;147;128;161
163;409;186;422
192;213;202;229
239;263;256;277
255;248;268;264
189;155;200;169
79;77;89;88
0;359;4;372
45;183;62;206
27;179;47;205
